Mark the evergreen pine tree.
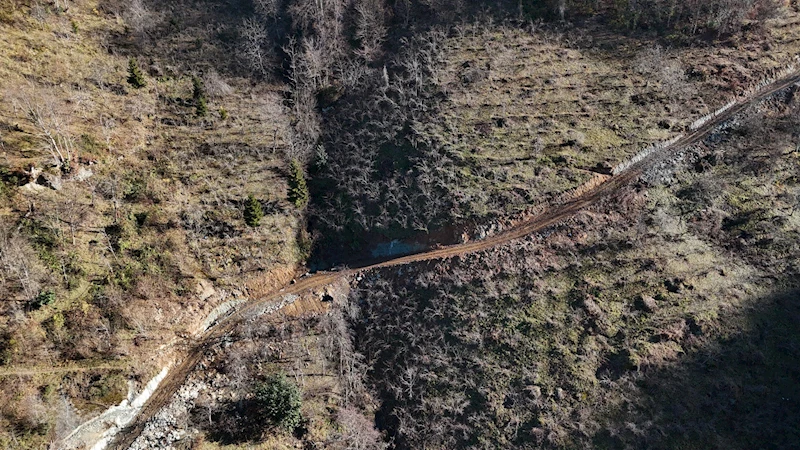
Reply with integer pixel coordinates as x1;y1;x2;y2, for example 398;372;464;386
192;76;205;100
287;159;309;208
196;96;208;117
254;373;302;431
192;76;207;117
244;195;264;227
127;58;146;89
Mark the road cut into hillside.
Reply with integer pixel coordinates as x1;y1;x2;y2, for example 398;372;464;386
88;66;800;450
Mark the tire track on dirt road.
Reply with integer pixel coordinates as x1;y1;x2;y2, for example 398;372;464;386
104;69;800;450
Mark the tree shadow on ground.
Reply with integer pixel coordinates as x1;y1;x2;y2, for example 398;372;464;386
101;0;258;75
189;395;307;444
190;398;275;444
595;286;800;450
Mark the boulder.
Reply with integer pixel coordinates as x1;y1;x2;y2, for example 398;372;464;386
195;279;215;301
40;172;62;190
635;295;658;313
73;167;94;182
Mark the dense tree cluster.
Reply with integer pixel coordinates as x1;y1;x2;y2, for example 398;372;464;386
349;253;605;448
310;33;462;252
519;0;785;34
233;0;787;259
609;0;784;34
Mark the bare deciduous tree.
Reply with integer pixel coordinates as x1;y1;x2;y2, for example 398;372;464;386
0;221;46;301
124;0;156;37
322;305;368;404
239;17;273;78
53;396;81;440
282;37;324;161
354;0;388;61
287;0;346;39
13;91;75;169
634;45;691;100
253;0;280;17
334;406;387;450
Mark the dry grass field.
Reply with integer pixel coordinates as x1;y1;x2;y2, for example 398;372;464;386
431;13;800;217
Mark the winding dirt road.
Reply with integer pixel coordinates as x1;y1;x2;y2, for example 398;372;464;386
106;69;800;450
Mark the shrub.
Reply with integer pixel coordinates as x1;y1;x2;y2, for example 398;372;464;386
0;166;25;199
254;373;302;431
203;70;234;97
244;195;264;227
31;289;55;309
127;58;146;89
104;223;130;252
0;330;15;365
298;230;312;260
634;46;690;99
288;159;309;208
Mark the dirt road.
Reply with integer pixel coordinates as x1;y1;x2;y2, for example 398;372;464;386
106;69;800;450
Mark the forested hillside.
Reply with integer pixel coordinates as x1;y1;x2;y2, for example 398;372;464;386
0;0;798;448
349;99;800;448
